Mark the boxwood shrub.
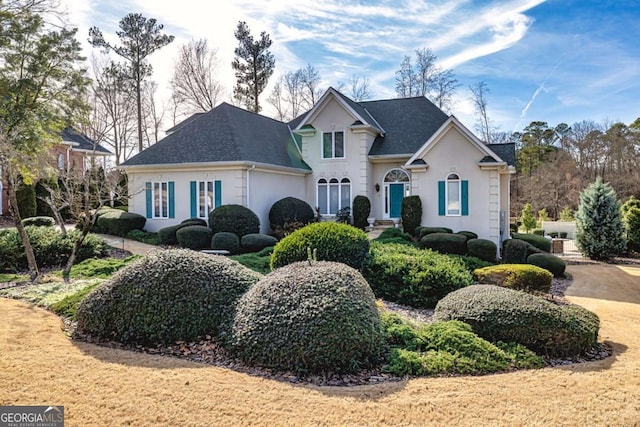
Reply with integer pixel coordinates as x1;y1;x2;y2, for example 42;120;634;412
270;222;369;270
362;242;473;308
240;233;277;253
268;197;315;231
230;261;385;374
21;216;55;227
209;204;259;238
457;231;478;240
473;264;553;293
466;238;497;263
212;232;241;254
76;250;262;344
527;253;566;277
401;195;422;235
352;195;371;230
181;217;207;227
418;227;453;238
420;232;468;255
512;233;551;252
97;209;146;237
434;285;600;357
375;227;412;243
176;225;213;250
502;238;542;264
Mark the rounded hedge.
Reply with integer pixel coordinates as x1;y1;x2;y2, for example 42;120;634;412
181;217;207;227
270;222;370;270
158;224;182;245
209;204;259;238
401;195;422;235
512;233;551;252
352;195;371;230
466;238;497;263
362;242;473;308
502;238;542;264
176;225;213;250
457;231;478;240
418;227;453;238
212;232;241;254
230;261;385;374
97;210;146;237
420;232;468;255
268;197;315;231
527;253;566;277
76;249;262;344
240;233;277;253
473;264;553;293
21;216;55;227
434;285;600;357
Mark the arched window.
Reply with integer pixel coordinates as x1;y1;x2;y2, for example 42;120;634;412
446;173;461;215
317;177;351;215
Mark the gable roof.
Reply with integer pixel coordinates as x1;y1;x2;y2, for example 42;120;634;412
61;127;112;155
486;143;516;167
122;103;311;171
363;96;449;156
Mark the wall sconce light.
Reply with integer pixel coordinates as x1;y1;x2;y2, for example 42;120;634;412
375;183;380;192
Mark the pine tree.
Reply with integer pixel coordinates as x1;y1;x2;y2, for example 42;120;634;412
575;177;626;260
231;21;275;113
622;197;640;252
519;203;537;233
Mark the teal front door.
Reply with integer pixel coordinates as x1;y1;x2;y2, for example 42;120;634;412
389;183;404;218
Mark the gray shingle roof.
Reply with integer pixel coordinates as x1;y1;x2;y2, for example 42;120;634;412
362;97;449;156
61;127;112;155
486;143;516;167
122;103;311;171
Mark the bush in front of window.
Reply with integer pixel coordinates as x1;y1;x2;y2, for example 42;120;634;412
211;232;240;254
352;195;371;230
158;219;207;245
268;197;315;232
417;227;453;238
466;238;497;263
97;209;146;237
176;225;213;250
361;242;473;308
419;232;468;255
230;261;385;374
270;222;369;270
181;217;208;227
511;233;551;252
457;231;478;240
401;195;422;236
209;204;259;238
434;285;600;357
76;249;262;345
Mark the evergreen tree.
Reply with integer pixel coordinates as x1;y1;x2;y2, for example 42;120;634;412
559;206;575;222
622;197;640;252
575;177;626;260
231;21;275;113
519;203;537;233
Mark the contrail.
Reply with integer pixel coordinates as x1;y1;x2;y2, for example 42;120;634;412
514;60;563;132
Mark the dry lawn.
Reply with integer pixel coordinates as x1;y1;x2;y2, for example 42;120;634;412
1;264;640;426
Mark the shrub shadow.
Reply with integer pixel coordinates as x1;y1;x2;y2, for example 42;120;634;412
556;340;626;373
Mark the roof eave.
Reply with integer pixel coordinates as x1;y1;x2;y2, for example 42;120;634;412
121;160;312;175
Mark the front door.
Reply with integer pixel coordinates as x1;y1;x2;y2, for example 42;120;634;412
389;183;404;218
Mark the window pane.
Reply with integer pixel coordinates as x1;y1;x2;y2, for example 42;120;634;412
447;181;460;214
334;132;344;158
323;133;332;158
199;181;205;218
207;181;214;215
154;183;160;217
318;183;328;214
329;183;339;214
161;182;168;217
341;182;350;209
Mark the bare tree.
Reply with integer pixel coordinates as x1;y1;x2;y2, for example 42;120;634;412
348;74;372;101
170;39;223;116
414;48;438;96
395;55;416;98
469;81;492;143
141;81;167;147
267;65;323;121
267;79;289;121
432;69;459;112
300;64;322;107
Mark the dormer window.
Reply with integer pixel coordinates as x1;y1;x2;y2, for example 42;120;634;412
322;131;344;159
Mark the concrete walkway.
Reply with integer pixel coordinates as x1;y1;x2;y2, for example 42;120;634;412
96;234;162;256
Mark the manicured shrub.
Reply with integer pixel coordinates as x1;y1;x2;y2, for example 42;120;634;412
448;255;493;273
181;217;207;227
16;180;36;218
97;210;146;237
158;224;182;245
502;238;542;264
419;227;452;238
76;250;262;344
401;195;422;235
434;285;600;357
240;233;277;253
211;232;241;254
352;195;371;230
362;242;473;308
375;227;412;242
420;232;468;255
466;238;497;263
270;222;369;270
548;232;559;238
230;261;385;374
457;231;478;240
126;230;161;246
509;223;518;233
176;225;213;250
624;206;640;252
511;233;551;252
209;204;259;238
473;264;553;293
268;197;315;231
21;216;55;227
527;253;566;277
532;229;545;236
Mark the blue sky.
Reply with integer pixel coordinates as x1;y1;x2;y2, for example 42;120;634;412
62;0;640;134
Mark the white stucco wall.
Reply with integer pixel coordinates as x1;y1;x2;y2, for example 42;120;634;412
248;169;307;232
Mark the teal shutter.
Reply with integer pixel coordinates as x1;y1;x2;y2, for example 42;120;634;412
190;181;197;217
214;180;222;208
461;180;469;216
438;181;445;216
145;182;152;218
168;181;175;218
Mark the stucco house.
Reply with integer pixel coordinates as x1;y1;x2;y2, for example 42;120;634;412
1;127;112;216
121;87;515;249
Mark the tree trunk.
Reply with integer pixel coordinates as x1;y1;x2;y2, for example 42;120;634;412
62;230;87;283
7;180;40;283
136;76;143;153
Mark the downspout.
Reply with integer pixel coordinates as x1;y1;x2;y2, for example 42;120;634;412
247;164;256;209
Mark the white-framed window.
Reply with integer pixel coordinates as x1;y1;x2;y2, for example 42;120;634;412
322;131;345;159
446;173;461;216
198;181;215;218
317;177;351;215
57;154;65;170
152;181;169;218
